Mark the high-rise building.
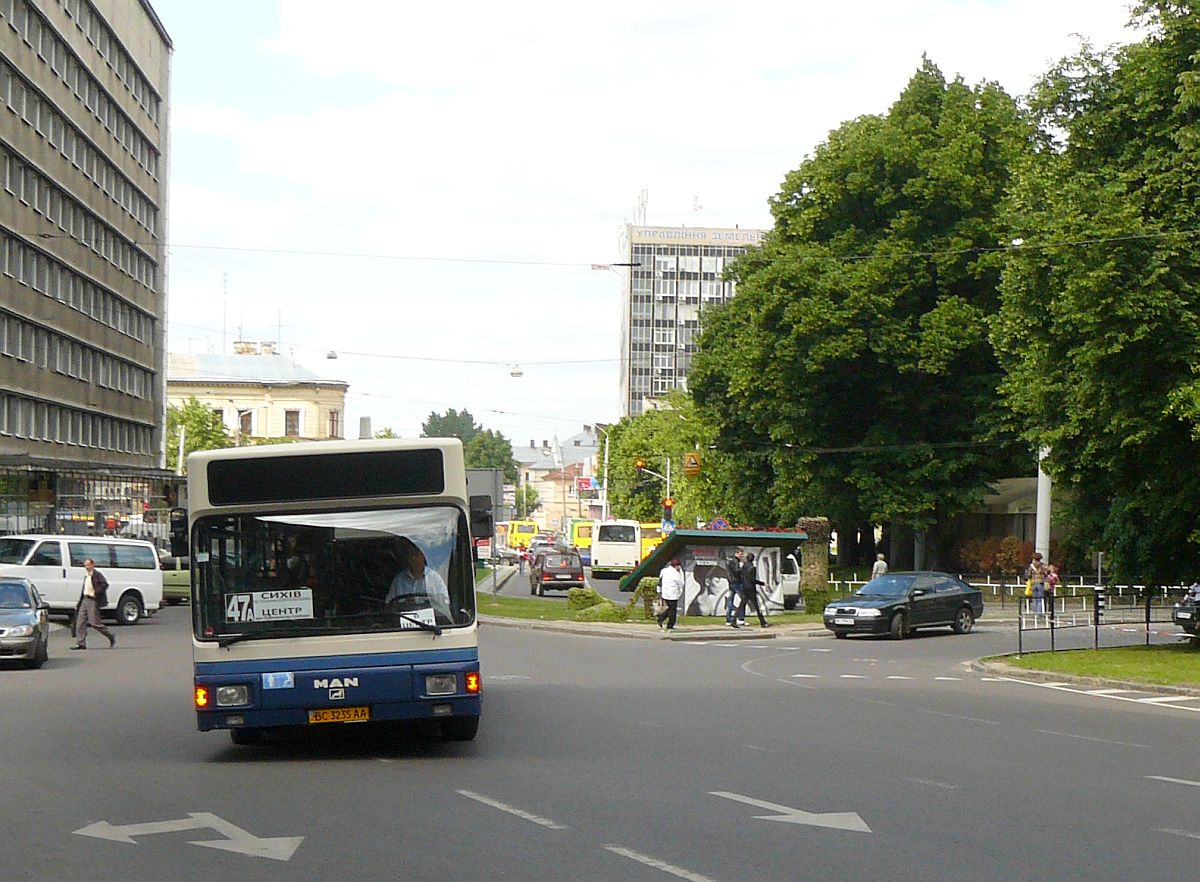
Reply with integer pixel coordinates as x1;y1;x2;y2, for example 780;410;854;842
0;0;172;534
618;224;765;417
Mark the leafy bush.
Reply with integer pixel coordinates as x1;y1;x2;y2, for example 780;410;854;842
573;601;628;622
566;586;606;610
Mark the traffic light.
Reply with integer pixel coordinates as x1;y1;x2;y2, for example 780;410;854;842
634;457;646;476
663;496;675;521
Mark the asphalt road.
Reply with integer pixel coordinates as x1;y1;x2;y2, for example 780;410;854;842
3;607;1200;881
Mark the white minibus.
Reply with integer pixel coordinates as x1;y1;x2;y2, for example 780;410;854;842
590;519;642;580
0;535;163;623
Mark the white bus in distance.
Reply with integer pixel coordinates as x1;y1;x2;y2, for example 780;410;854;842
589;519;642;581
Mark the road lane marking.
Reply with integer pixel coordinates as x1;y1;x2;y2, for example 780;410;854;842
604;845;719;882
791;673;820;678
934;677;962;681
710;791;871;833
1085;688;1134;695
808;648;832;652
1158;828;1200;841
456;791;567;830
979;677;1009;681
885;675;913;680
902;777;960;790
1036;729;1150;749
919;708;1000;725
840;674;868;679
1137;695;1194;704
988;678;1200;712
1147;776;1200;788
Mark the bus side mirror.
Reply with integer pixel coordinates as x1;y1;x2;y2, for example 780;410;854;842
169;507;188;557
469;496;493;539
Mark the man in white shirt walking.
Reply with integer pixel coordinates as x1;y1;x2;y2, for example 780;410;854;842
871;553;888;579
656;558;686;632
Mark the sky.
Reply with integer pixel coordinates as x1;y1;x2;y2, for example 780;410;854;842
153;0;1142;446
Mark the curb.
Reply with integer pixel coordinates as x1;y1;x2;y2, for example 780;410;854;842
477;615;829;641
970;657;1200;697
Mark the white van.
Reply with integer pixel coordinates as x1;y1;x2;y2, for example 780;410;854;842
591;520;642;581
0;535;163;624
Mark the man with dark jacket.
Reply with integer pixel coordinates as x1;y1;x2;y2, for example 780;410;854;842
725;548;744;626
72;557;115;649
734;552;769;629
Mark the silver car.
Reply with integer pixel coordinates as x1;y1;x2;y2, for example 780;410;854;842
0;578;51;669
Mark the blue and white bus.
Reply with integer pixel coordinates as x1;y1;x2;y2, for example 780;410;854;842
187;439;481;745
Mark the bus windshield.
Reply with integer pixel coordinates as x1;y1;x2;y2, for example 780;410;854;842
192;504;474;641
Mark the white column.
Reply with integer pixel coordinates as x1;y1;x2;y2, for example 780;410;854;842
1035;447;1052;560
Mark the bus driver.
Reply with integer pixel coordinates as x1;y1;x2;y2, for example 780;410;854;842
386;537;452;621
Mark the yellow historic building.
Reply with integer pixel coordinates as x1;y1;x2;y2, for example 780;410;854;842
167;343;348;443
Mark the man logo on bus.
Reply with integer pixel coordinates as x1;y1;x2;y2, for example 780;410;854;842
313;677;358;689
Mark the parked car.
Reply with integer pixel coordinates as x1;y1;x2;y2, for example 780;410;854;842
529;550;586;595
1173;593;1199;634
823;572;983;639
159;554;190;605
0;577;50;669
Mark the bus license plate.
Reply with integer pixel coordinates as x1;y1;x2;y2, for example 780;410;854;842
308;706;370;724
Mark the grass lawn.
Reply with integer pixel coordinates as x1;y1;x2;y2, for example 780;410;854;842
1001;644;1200;688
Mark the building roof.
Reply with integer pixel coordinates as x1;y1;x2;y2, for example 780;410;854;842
167;354;347;388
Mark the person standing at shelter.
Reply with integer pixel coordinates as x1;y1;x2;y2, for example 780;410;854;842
1026;552;1047;614
656;558;685;631
734;553;769;628
871;553;888;579
72;558;115;650
1044;562;1060;620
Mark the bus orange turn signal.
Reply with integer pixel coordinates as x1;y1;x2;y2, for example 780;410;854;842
465;672;481;694
194;685;210;709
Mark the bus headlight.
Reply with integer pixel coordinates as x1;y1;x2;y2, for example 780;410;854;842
425;674;457;696
216;685;249;706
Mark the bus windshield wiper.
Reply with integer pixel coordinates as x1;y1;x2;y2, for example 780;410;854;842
394;611;442;636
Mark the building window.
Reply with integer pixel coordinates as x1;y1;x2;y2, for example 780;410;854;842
285;410;300;437
328;410;341;439
238;409;253;437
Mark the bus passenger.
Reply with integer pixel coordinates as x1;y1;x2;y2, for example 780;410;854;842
386;538;451;621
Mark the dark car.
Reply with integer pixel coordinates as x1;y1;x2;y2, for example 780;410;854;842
0;577;51;668
1173;594;1199;634
529;550;586;596
823;572;983;639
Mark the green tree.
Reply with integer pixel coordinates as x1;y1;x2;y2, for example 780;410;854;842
465;429;518;482
373;427;399;439
421;408;482;443
692;59;1032;566
993;3;1200;585
166;397;232;473
514;485;540;518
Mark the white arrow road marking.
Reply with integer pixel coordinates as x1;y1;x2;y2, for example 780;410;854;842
1159;828;1200;840
74;813;302;861
604;845;719;882
709;791;871;833
456;790;567;830
1147;775;1200;788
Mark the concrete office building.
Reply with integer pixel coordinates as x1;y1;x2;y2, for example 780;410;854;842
0;0;172;535
618;224;765;417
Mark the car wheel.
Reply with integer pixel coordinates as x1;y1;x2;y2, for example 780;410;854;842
24;636;47;669
833;629;848;639
952;607;975;634
116;592;143;625
441;716;480;741
229;728;264;746
783;596;798;611
889;612;908;640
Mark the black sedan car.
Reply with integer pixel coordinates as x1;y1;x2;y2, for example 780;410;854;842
1173;594;1199;634
0;577;51;668
529;549;586;596
823;572;983;639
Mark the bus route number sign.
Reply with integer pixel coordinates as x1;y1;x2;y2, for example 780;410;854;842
225;589;314;623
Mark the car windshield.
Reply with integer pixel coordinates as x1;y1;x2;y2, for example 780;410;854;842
855;574;916;597
0;538;34;565
192;505;475;641
0;583;32;608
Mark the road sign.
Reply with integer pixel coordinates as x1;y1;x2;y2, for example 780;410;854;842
75;812;304;861
683;451;702;478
